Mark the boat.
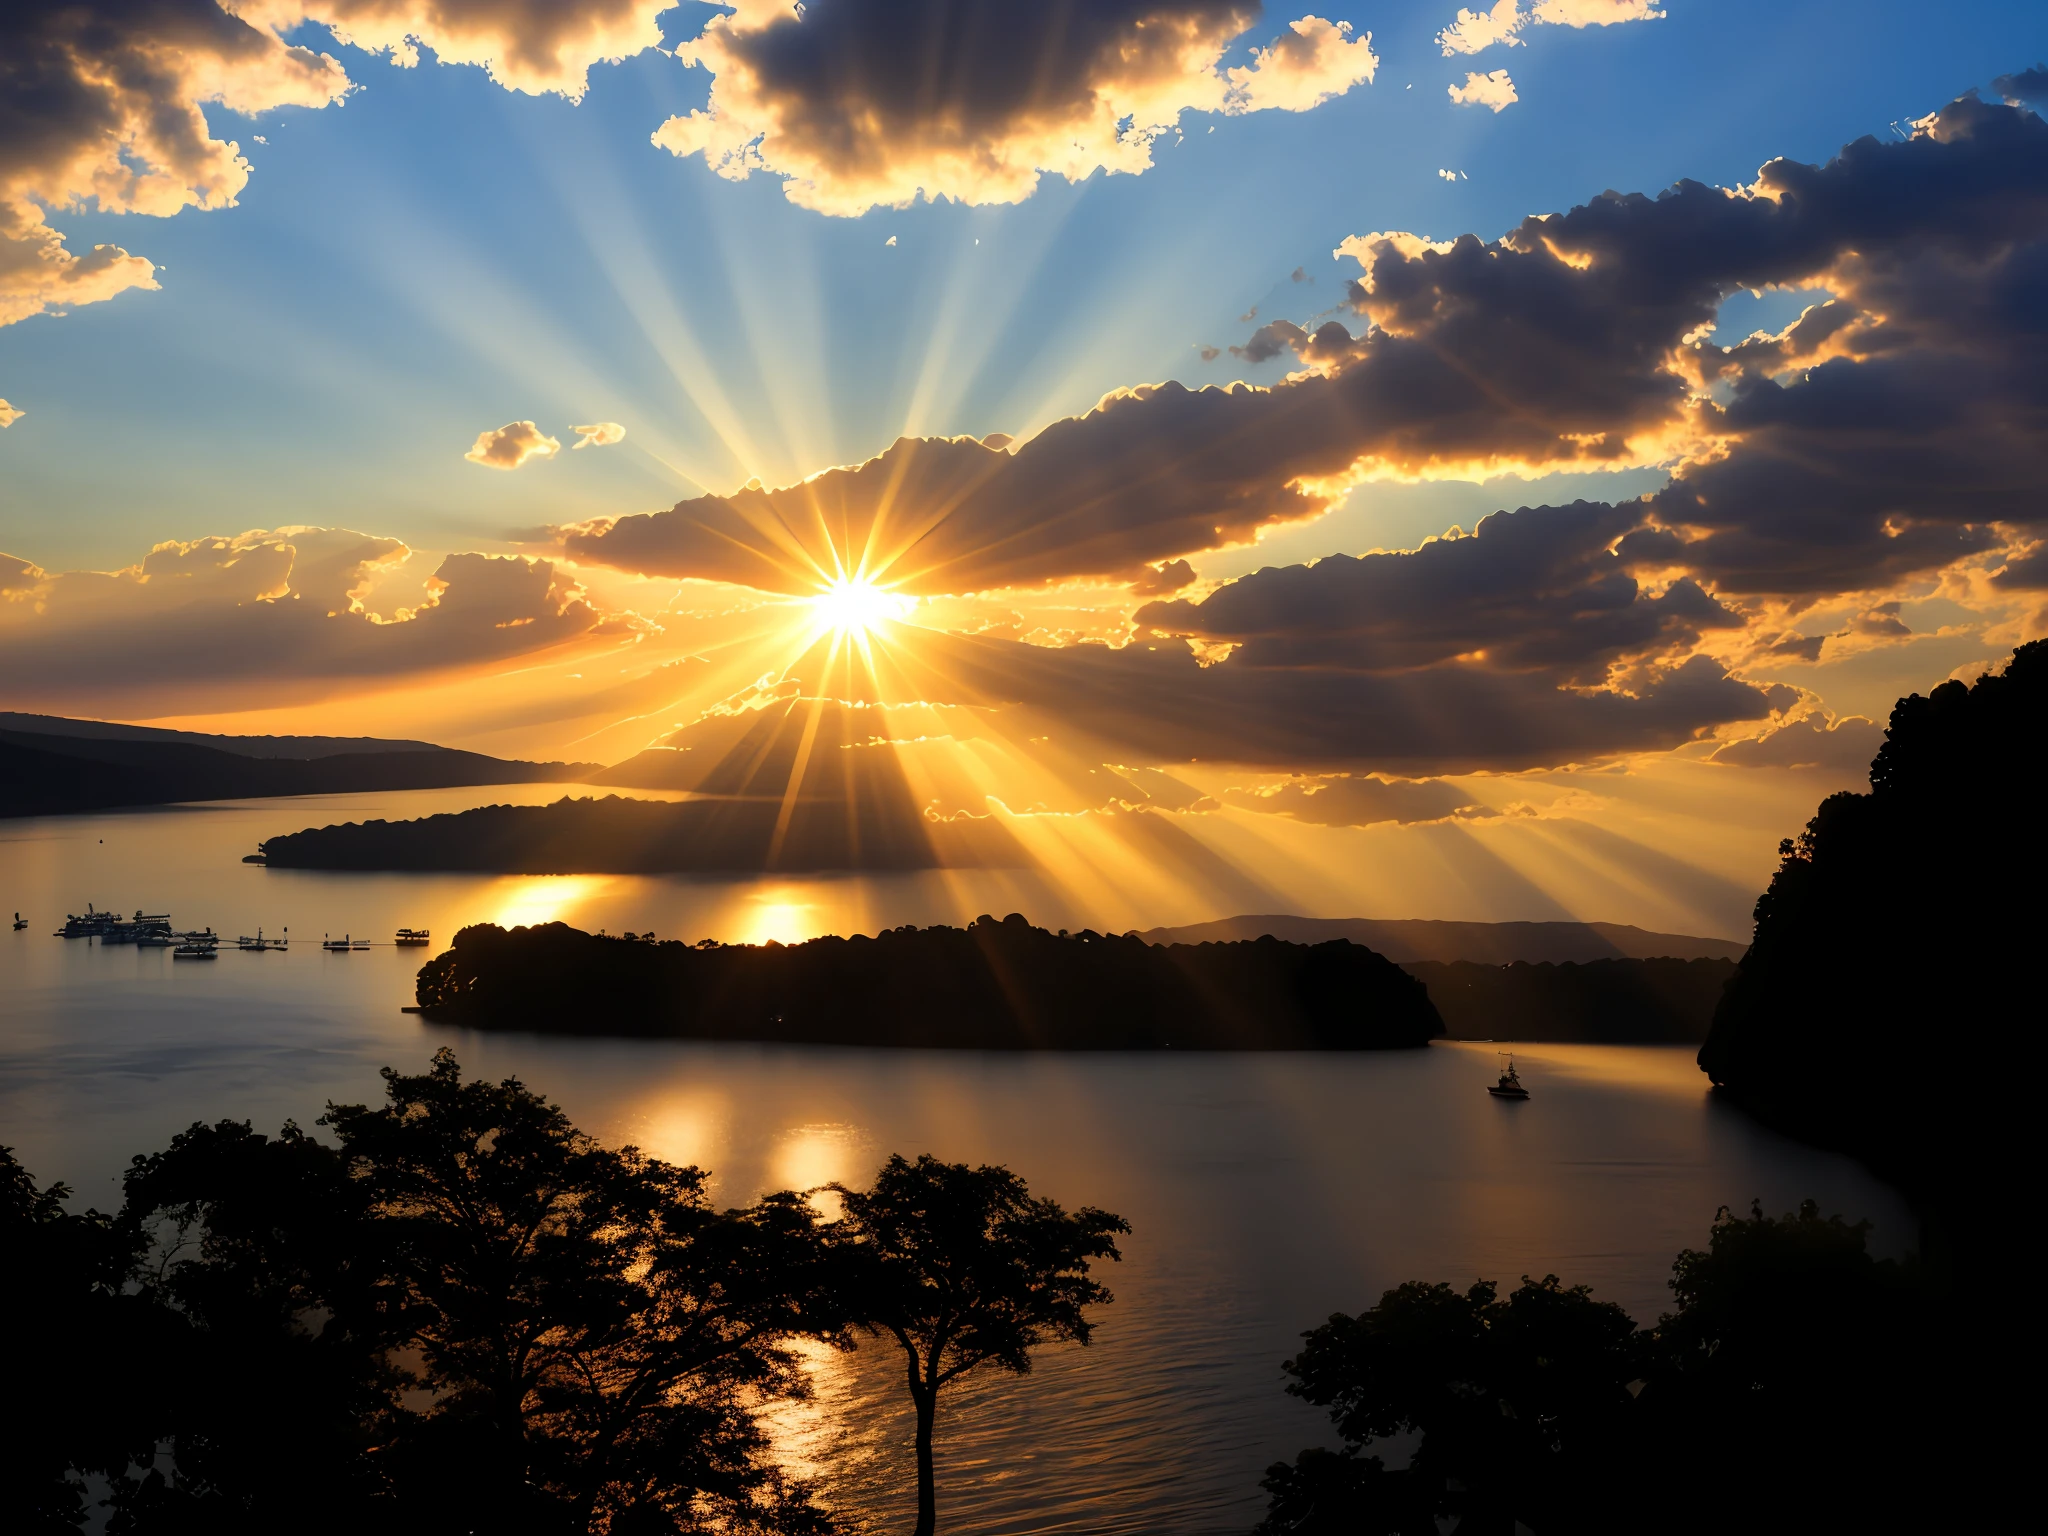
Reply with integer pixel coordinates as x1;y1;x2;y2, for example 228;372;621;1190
137;932;174;948
322;934;370;952
394;928;431;946
1488;1056;1530;1100
237;928;288;952
173;941;218;960
56;905;119;938
12;913;25;931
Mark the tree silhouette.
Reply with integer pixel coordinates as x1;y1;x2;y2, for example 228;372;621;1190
826;1156;1128;1536
0;1145;151;1533
1259;1201;1943;1535
97;1052;842;1534
317;1049;839;1533
1271;1274;1641;1534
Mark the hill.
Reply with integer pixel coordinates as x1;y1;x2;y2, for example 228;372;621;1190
1137;915;1744;963
413;915;1442;1050
0;721;596;818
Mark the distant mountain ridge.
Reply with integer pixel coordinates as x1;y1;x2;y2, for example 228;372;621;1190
0;712;445;759
1136;915;1745;964
0;717;598;818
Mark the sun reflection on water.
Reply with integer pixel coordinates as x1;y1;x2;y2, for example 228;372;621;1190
486;874;614;929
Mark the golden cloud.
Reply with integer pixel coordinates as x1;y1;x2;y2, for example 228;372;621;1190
654;0;1376;216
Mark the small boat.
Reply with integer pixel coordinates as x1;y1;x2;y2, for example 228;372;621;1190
137;932;174;948
322;934;369;952
173;941;218;960
12;912;26;931
394;928;431;946
237;928;288;952
56;905;118;938
1488;1056;1530;1100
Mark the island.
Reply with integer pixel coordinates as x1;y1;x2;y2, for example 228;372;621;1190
413;914;1443;1050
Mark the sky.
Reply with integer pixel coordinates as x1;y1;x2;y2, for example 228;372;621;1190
2;0;2045;937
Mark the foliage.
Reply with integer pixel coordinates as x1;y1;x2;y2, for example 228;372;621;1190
8;1051;844;1535
0;1145;152;1532
827;1155;1129;1536
1258;1200;1942;1534
1700;639;2045;1260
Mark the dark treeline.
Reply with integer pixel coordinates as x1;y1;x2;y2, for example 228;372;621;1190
1700;640;2044;1267
1255;1199;1944;1533
257;793;1025;873
1;1053;1123;1535
414;915;1443;1050
0;728;592;818
1409;957;1737;1043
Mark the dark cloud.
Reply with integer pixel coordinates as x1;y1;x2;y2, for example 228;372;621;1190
1993;543;2048;589
873;627;1773;774
655;1;1378;215
1137;502;1742;681
0;530;606;712
1221;774;1475;825
1711;715;1882;772
1994;65;2048;107
1231;319;1309;363
1128;559;1197;596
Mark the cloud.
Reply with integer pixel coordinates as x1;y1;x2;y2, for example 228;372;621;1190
0;528;605;711
1435;0;1658;66
1995;65;2048;108
582;93;2048;615
1222;774;1477;825
0;2;667;330
1710;715;1881;772
1449;70;1518;111
248;0;667;98
0;399;20;427
652;1;1377;216
1128;559;1197;596
571;421;626;449
1438;2;1524;56
1135;501;1743;679
1529;0;1664;25
466;420;561;469
877;624;1774;774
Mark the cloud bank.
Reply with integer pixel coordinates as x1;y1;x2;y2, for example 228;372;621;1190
0;528;605;711
653;0;1377;215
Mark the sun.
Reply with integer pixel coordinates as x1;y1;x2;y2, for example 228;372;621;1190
810;575;911;638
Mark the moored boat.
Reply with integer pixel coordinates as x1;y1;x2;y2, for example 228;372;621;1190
237;928;288;952
56;905;118;938
395;927;431;946
173;939;218;960
322;933;369;952
1488;1056;1530;1100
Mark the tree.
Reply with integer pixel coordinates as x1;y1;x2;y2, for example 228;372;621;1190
316;1049;839;1534
826;1156;1128;1536
104;1052;842;1534
1274;1274;1642;1534
0;1145;152;1533
1259;1202;1944;1535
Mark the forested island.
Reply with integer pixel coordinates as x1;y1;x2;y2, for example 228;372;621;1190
414;915;1442;1050
258;792;1024;872
0;714;592;818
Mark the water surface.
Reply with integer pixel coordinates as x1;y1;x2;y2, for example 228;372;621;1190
0;792;1910;1534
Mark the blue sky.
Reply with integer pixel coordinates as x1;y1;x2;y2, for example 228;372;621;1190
4;0;2040;569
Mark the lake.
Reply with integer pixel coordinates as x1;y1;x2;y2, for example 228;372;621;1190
0;789;1911;1534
